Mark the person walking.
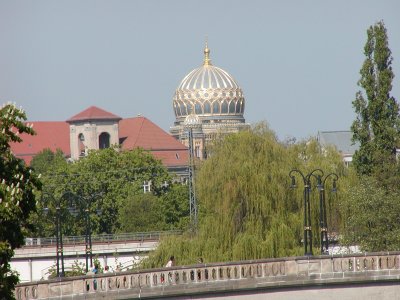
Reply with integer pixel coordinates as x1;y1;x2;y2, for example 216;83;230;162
165;256;175;267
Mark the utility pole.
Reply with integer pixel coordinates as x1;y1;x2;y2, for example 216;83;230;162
187;126;198;228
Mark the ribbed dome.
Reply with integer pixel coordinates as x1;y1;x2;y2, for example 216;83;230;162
178;66;240;90
173;45;245;122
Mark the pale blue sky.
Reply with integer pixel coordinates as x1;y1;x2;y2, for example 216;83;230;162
0;0;399;140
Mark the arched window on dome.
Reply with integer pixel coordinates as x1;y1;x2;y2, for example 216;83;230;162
229;101;235;113
241;99;245;113
236;100;241;113
180;102;187;116
195;102;202;114
204;101;211;114
174;103;181;116
212;101;220;114
221;101;228;114
99;132;110;149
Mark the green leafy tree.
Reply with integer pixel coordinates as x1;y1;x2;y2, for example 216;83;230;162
119;193;164;232
142;123;345;268
343;21;400;252
341;177;400;251
351;21;400;179
0;103;41;299
30;148;68;175
35;147;175;236
160;184;189;230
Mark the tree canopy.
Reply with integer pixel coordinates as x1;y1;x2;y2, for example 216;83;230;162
0;103;41;299
142;123;346;268
32;146;188;238
340;177;400;251
30;148;68;175
351;20;400;180
341;21;400;252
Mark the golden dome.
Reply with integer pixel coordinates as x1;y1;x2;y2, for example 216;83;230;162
173;44;245;124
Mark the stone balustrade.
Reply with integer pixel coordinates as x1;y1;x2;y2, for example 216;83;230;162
15;252;400;300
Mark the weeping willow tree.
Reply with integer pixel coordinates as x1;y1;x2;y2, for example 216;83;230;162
142;123;346;268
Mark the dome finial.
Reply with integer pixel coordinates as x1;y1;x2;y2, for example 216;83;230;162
203;37;211;66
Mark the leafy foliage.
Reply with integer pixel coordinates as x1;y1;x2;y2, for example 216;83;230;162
119;193;164;232
30;148;68;175
0;103;41;299
160;184;189;230
32;146;188;237
142;123;345;268
340;177;400;251
351;20;400;180
340;21;400;252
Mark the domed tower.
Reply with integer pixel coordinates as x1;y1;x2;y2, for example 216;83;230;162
170;43;249;159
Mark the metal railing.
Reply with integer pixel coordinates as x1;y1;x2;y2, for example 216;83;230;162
23;230;182;247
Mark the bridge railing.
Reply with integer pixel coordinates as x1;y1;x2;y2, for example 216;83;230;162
23;230;182;247
15;252;400;300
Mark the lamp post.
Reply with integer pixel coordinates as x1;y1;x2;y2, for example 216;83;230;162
69;193;102;273
83;206;101;272
42;191;75;277
317;173;338;255
289;169;323;256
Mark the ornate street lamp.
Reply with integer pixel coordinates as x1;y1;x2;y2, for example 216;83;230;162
42;191;75;277
317;173;338;255
69;193;102;273
289;169;323;256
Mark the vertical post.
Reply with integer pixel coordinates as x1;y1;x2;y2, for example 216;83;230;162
59;213;65;277
187;127;198;228
302;183;308;255
55;207;60;277
305;180;313;256
319;182;326;254
321;185;328;253
85;209;89;273
320;173;338;255
88;209;93;268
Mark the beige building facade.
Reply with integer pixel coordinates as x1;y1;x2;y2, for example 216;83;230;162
67;106;121;160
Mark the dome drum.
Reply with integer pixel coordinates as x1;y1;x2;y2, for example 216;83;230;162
173;97;245;119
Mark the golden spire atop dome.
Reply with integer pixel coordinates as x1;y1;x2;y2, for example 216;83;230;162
203;38;212;66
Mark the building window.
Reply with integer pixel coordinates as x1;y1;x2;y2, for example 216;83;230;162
195;146;200;158
213;101;219;114
195;102;202;114
204;101;211;114
180;103;187;115
143;181;151;193
78;133;86;156
229;101;235;113
221;101;228;113
99;132;110;149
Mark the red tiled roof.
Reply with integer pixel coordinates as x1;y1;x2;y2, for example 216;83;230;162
10;121;70;165
119;117;187;150
9;109;188;168
67;106;121;123
151;150;189;168
119;116;188;167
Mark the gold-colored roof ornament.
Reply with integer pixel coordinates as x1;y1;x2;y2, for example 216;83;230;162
203;38;211;66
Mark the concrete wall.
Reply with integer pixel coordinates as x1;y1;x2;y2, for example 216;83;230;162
11;240;157;282
15;251;400;300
